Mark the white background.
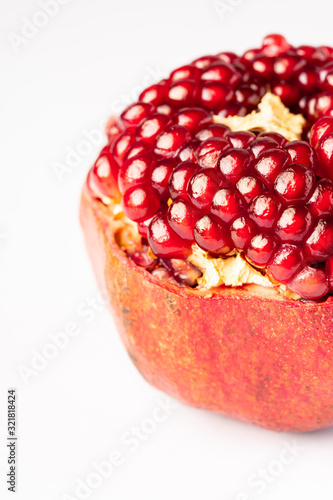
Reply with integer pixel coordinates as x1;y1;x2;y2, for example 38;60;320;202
1;0;333;499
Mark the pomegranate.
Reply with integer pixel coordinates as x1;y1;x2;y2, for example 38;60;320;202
81;34;333;431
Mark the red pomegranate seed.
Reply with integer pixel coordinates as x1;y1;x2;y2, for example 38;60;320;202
268;244;304;284
150;158;177;200
201;62;241;87
168;79;199;106
325;259;333;292
118;152;155;194
112;131;135;163
216;102;248;117
254;148;290;187
236;175;266;204
323;106;333;117
136;113;171;144
199;81;234;109
316;132;333;179
235;83;266;108
187;168;223;211
139;81;168;106
248;137;279;158
211;187;244;224
241;48;261;65
120;102;155;131
192;55;219;69
167;199;198;241
196;137;230;168
123;141;148;161
217;148;253;185
138;214;159;239
307;179;333;217
217;52;239;64
304;218;333;262
288;267;328;300
170;64;201;82
194;215;233;254
258;132;287;147
273;53;306;80
309;116;333;147
105;116;122;144
297;67;319;95
227;131;256;149
195;123;230;141
296;46;326;64
306;91;333;121
130;251;158;270
88;149;120;199
275;206;313;243
154;125;191;158
121;185;160;222
251;55;274;79
284;140;318;170
230;215;256;250
246;233;278;268
160;258;202;287
169;160;199;201
262;34;291;57
273;163;316;205
178;139;201;162
147;213;191;259
318;62;333;92
271;81;301;107
248;193;281;229
174;107;211;132
156;103;174;116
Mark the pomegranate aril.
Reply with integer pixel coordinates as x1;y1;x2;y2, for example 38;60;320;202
194;215;233;255
309;116;333;147
139;81;168;106
199;81;233;109
271;81;301;107
150;158;176;200
192;55;219;69
196;137;230;169
275;206;313;243
315;132;333;180
169;160;199;201
227;131;256;149
122;185;160;222
195;124;230;141
156;103;174;116
88;149;120;199
306;91;333;121
160;258;202;287
154;125;191;159
112;131;135;163
262;34;291;57
258;132;287;147
230;216;256;250
120;102;155;131
167;199;198;241
136;113;171;144
268;244;304;284
217;52;239;64
123;141;149;161
297;67;319;95
168;79;199;106
274;163;316;205
284;140;318;170
241;48;261;65
178;139;201;162
296;46;326;64
187;168;223;211
118;152;155;194
130;252;158;270
325;259;333;292
216;102;247;118
105;116;122;144
148;213;191;259
307;179;333;217
246;233;278;268
248;137;279;158
251;55;274;79
318;62;333;92
138;214;158;239
254;148;289;187
174;107;211;133
304;218;333;262
201;61;241;87
211;187;244;224
248;193;281;229
235;85;264;108
288;266;328;300
170;64;201;82
217;148;253;185
273;53;306;80
236;175;266;204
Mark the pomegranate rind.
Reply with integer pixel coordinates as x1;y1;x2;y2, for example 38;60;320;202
80;185;333;432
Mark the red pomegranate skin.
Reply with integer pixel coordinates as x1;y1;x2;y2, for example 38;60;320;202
80;185;333;432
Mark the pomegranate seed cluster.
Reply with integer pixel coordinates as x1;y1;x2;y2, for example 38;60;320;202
87;34;333;301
